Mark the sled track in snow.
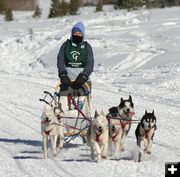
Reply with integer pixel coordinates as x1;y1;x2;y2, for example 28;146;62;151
0;103;39;133
0;143;32;177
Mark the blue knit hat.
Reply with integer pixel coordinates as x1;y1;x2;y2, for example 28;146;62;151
72;27;82;34
71;22;85;40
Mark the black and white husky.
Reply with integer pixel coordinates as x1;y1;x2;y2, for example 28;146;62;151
108;95;135;152
135;110;157;162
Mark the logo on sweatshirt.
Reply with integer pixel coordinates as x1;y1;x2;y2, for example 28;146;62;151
71;51;80;61
81;44;85;49
165;162;180;177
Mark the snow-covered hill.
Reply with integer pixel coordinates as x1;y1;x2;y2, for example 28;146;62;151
0;5;180;177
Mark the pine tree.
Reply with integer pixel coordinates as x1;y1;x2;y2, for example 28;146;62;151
48;0;69;18
5;8;13;21
69;0;80;15
0;1;5;14
60;0;69;16
125;0;136;10
32;6;41;18
96;0;103;12
159;0;166;8
114;0;125;9
176;0;180;5
48;0;61;18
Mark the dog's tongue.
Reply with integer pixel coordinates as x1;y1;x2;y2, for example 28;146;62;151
128;112;135;116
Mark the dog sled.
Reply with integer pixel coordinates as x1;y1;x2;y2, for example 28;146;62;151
39;81;92;143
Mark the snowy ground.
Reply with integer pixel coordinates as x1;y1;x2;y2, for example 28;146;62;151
0;5;180;177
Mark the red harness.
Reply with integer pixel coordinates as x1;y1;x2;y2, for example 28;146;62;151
44;130;51;135
111;126;122;142
112;134;118;142
120;121;131;129
93;125;101;143
145;129;152;138
41;120;53;136
96;134;100;143
41;120;49;125
67;96;72;110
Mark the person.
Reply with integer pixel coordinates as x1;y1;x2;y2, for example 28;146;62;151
57;22;94;93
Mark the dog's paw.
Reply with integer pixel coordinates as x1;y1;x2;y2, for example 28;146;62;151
59;146;63;150
144;148;151;154
146;151;151;154
120;144;125;151
52;154;57;159
120;147;125;152
101;155;107;159
138;152;143;162
52;151;57;158
97;154;102;162
43;154;48;159
90;156;95;162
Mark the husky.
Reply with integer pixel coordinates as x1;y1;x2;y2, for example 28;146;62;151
41;105;64;159
135;110;157;162
108;95;135;151
87;110;109;162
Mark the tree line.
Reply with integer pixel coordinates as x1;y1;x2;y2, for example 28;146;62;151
113;0;180;10
1;0;180;21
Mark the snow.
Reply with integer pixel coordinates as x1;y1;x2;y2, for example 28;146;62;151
0;4;180;177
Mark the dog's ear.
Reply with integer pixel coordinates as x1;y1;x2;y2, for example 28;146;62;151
152;110;154;115
129;95;132;102
145;110;147;114
119;98;125;107
94;110;99;118
120;98;124;103
43;104;51;114
54;107;60;115
58;102;64;113
101;110;105;117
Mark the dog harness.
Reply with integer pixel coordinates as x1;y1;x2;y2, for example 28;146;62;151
93;125;102;143
107;112;135;129
120;120;131;129
111;133;118;142
141;124;156;138
42;119;61;136
44;130;52;136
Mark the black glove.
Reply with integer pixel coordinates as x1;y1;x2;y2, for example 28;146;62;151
71;73;88;90
74;73;88;85
59;73;72;86
71;83;82;90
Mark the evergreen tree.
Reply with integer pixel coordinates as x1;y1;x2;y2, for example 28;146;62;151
48;0;61;18
60;0;69;16
125;0;137;10
32;6;42;18
113;0;180;10
159;0;166;8
69;0;80;15
5;8;13;21
176;0;180;5
96;0;103;12
114;0;125;9
0;1;5;14
48;0;69;18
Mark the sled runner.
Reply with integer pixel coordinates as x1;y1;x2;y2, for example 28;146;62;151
39;82;92;143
